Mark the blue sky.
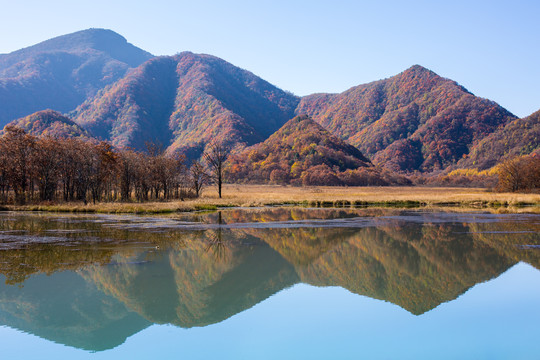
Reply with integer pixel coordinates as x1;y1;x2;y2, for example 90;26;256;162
0;0;538;117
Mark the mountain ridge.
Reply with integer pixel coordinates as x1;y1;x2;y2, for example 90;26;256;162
457;109;540;170
0;28;153;127
296;64;517;172
72;51;300;156
0;29;536;175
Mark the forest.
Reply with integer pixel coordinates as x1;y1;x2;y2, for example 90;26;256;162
0;125;223;205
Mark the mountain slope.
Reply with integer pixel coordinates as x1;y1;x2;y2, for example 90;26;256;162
0;28;153;127
226;115;377;185
296;65;517;172
73;52;300;155
5;110;90;139
457;109;540;170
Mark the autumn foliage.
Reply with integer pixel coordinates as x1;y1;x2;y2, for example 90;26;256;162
72;52;299;157
459;110;540;170
297;65;517;172
0;126;193;204
226;116;410;186
4;110;90;139
0;29;152;128
496;154;540;193
2;39;537;182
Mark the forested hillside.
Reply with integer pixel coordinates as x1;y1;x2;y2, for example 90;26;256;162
226;115;408;186
73;52;300;157
0;28;153;127
296;65;517;172
5;110;90;139
458;109;540;170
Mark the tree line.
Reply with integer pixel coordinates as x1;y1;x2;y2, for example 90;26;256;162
0;124;537;206
0;126;227;205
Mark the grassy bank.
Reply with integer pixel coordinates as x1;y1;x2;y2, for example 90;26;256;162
2;185;540;214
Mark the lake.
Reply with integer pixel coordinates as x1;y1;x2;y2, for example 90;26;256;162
0;208;539;359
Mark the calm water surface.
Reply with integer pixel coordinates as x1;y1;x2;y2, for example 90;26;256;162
0;208;539;359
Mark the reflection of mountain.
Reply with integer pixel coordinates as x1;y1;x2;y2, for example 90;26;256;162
0;271;150;351
0;210;537;351
291;225;513;314
82;231;298;328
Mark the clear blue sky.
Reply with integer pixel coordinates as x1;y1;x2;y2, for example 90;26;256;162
0;0;538;117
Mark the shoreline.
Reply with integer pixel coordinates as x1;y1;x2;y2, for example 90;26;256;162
1;185;539;215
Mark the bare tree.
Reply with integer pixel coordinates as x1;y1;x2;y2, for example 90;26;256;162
0;137;9;203
88;142;117;204
118;150;138;201
33;137;61;201
190;160;209;197
1;126;35;204
497;155;540;193
204;142;230;199
0;129;188;204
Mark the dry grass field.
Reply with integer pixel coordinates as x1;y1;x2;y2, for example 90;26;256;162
3;185;539;214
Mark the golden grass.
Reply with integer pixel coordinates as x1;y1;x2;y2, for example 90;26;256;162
4;185;540;214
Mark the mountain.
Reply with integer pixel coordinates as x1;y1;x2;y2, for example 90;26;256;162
72;52;300;156
0;29;529;175
0;28;153;127
4;110;89;138
296;65;517;172
225;115;381;185
457;109;540;170
0;272;151;351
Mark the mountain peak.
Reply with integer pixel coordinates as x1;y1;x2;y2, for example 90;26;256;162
0;28;153;68
406;64;432;72
401;64;440;79
4;28;121;54
0;29;153;126
73;53;300;154
52;28;132;52
297;65;515;172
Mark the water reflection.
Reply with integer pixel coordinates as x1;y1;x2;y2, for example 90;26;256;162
0;209;538;351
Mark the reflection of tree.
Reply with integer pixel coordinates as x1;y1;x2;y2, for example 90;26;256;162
0;209;538;346
204;211;236;261
0;244;115;285
469;221;540;270
205;229;228;262
0;214;195;284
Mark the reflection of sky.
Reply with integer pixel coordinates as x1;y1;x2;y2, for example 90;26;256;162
1;262;539;359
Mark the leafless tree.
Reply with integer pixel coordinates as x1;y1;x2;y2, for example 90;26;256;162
1;126;35;204
204;142;230;198
33;137;61;201
0;127;188;204
190;160;209;197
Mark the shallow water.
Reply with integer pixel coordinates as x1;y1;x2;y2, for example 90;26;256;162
0;208;538;359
